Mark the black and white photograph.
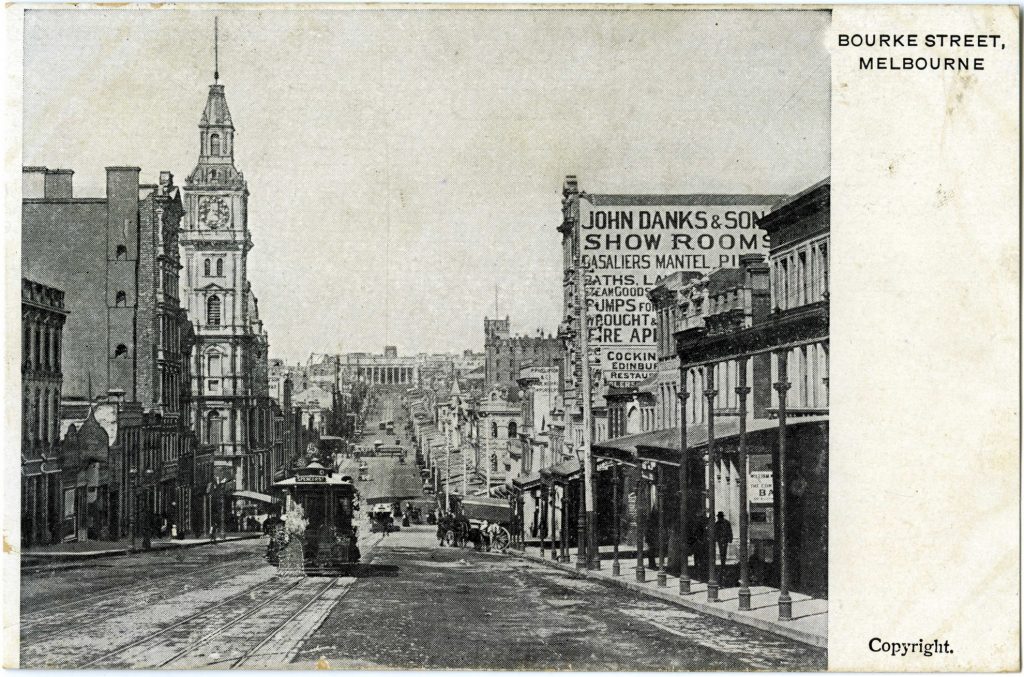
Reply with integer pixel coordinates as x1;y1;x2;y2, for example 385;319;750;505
7;3;1016;672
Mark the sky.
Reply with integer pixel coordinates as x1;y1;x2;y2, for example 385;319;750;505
23;8;830;363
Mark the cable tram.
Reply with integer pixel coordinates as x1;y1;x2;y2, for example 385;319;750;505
272;462;361;574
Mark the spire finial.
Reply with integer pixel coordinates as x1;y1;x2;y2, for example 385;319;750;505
214;16;220;83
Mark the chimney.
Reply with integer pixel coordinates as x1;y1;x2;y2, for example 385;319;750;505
22;167;48;199
43;168;74;198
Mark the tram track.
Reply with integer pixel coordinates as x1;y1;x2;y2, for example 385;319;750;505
81;576;342;669
78;575;308;669
21;555;257;632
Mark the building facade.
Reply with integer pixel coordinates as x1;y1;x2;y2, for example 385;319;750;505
21;279;68;546
23;168;198;540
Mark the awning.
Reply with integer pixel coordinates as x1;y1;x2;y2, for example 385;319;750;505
232;490;276;504
540;459;581;483
514;471;543;490
596;415;829;466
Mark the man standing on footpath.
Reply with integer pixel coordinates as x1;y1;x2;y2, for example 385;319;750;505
715;511;733;569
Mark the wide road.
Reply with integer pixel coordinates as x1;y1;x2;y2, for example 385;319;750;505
21;527;824;670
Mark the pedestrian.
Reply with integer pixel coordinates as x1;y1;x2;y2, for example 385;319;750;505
487;521;503;551
480;520;491;551
645;504;659;570
715;511;733;569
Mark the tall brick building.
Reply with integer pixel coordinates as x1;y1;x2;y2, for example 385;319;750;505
22;167;197;539
483;316;561;393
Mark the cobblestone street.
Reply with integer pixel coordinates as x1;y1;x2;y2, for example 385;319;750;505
22;527;824;670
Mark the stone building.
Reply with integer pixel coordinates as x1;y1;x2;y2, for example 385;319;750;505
21;279;67;546
179;73;275;513
483;317;561;393
342;348;419;387
23;168;197;539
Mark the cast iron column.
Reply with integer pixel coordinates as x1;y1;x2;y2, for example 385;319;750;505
560;485;569;562
550;481;559;561
774;350;793;621
656;463;667;586
705;364;719;602
736;356;752;610
635;463;646;582
612;464;621;576
540;484;548;558
677;372;690;593
576;474;586;569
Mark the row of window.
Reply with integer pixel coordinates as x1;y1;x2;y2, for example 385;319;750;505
772;237;829;311
23;321;61;373
23;385;59;446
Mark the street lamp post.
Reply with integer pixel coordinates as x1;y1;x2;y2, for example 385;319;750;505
704;365;719;603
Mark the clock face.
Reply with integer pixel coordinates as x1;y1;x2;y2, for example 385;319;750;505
198;196;231;229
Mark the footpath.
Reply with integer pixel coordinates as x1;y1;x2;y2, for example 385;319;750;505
506;543;826;649
21;532;263;566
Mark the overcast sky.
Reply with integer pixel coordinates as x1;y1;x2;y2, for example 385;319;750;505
23;8;830;363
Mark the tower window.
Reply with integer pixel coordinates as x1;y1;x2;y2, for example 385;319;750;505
116;245;127;260
207;295;222;326
210;133;221;156
216;258;224;276
113;344;128;358
204;259;211;276
115;291;127;307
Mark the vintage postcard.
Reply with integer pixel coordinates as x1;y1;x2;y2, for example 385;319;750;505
3;3;1019;672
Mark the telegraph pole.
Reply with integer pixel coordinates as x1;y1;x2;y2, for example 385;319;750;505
576;221;599;570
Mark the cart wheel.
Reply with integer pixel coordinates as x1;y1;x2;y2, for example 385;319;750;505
443;529;457;547
493;528;511;552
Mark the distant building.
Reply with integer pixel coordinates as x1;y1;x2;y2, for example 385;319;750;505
21;279;67;546
483;317;561;393
341;349;418;386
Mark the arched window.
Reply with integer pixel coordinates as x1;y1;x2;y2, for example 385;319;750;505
207;295;221;326
507;421;517;438
114;343;128;358
116;245;127;260
207;411;222;446
115;291;127;307
210;133;221;156
216;258;224;276
491;454;498;472
204;259;211;276
491;422;498;439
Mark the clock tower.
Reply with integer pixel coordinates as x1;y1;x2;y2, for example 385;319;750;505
180;66;272;504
